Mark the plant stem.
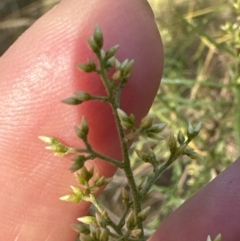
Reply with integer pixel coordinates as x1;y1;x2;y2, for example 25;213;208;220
97;51;143;236
140;150;184;198
82;138;124;168
117;202;133;229
87;194;105;213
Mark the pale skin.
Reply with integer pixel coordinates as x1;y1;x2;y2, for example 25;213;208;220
0;0;239;240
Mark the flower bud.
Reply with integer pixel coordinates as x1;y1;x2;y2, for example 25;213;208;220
168;133;177;153
78;61;95;73
80;116;89;137
88;36;100;53
105;45;119;59
95;213;106;228
60;193;81;203
100;228;109;241
193;121;202;135
117;108;135;130
105;56;115;70
126;210;136;230
140;116;153;129
70;156;86;172
213;234;222;241
177;130;185;144
71;223;90;234
75;172;86;185
137;206;151;221
78;216;96;225
131;229;142;238
121;59;134;76
75;91;91;102
93;24;103;49
138;177;148;191
68;186;83;201
80;234;94;241
148;123;167;134
62;96;82;105
187;122;194;139
112;70;122;81
81;166;94;182
121;187;130;206
75;116;89;140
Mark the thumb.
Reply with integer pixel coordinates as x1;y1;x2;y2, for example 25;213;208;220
0;0;163;240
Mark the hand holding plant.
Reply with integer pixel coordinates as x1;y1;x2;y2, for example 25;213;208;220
0;0;240;241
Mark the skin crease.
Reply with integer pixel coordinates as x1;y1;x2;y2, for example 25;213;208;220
0;0;239;241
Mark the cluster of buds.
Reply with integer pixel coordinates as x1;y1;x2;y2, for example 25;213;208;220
112;58;134;87
64;24;134;105
168;122;202;160
60;166;111;203
125;206;150;238
135;147;157;170
74;212;110;241
39;24;207;241
140;116;167;139
186;121;202;140
38;136;71;156
117;108;135;130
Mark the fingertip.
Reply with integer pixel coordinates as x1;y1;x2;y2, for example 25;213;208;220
149;158;240;241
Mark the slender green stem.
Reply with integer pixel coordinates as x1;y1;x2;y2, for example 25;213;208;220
117;202;133;229
83;138;124;168
97;51;143;236
86;195;123;235
140;161;170;198
83;194;105;213
140;140;190;198
91;95;110;102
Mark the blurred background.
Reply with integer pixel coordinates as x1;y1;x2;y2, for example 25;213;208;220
1;0;239;237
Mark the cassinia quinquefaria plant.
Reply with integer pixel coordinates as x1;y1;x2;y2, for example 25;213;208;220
39;25;221;241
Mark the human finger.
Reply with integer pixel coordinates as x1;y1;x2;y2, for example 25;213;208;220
0;0;163;240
